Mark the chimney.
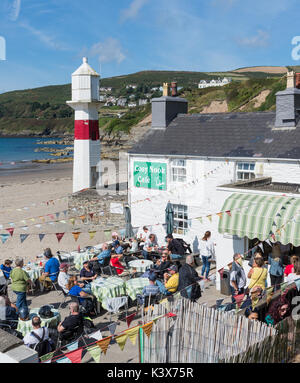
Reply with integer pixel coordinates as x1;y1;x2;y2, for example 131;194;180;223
163;83;169;96
275;72;300;128
151;82;188;130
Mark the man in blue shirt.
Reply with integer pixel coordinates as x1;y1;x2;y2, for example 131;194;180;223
113;240;123;255
0;259;13;280
38;248;60;291
90;243;111;276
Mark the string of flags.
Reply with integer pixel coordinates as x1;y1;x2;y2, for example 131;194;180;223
40;311;175;364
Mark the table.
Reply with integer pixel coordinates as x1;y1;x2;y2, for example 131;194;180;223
91;277;126;310
17;307;61;337
22;265;43;282
71;249;100;270
128;260;153;273
125;278;149;301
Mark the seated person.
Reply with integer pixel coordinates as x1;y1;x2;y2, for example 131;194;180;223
284;255;299;278
57;263;70;294
165;234;185;260
39;248;60;290
110;252;125;275
57;302;84;342
142;273;160;297
80;261;97;290
153;251;172;278
0;296;18;329
113;240;124;255
0;259;13;280
23;316;54;355
67;276;96;314
265;297;290;326
142;234;158;260
156;265;179;295
111;232;120;248
90;243;111;273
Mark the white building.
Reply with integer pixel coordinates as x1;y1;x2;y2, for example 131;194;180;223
128;102;137;108
198;77;232;89
128;72;300;291
126;84;137;89
139;99;148;106
117;98;127;107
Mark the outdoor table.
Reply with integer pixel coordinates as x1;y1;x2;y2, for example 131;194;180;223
125;278;149;301
128;259;153;273
17;307;61;337
91;276;126;310
22;264;43;282
71;249;99;270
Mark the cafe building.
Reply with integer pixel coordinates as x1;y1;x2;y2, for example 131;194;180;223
128;74;300;290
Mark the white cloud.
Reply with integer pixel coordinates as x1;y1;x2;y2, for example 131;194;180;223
89;38;126;64
120;0;148;22
238;30;270;48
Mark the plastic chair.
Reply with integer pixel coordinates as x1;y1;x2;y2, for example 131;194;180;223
69;294;99;316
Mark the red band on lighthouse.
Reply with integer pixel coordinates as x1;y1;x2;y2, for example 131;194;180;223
74;120;99;140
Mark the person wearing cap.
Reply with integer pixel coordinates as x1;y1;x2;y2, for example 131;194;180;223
165;234;185;260
39;248;60;290
0;259;13;280
164;265;179;293
142;273;160;297
58;263;70;294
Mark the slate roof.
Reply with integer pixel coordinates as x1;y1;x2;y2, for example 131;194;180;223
129;111;300;159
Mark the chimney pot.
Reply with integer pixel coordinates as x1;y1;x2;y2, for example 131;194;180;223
296;73;300;89
163;83;169;97
171;82;177;97
287;71;295;88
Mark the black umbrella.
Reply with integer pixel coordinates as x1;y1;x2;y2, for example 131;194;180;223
124;205;134;239
165;202;174;236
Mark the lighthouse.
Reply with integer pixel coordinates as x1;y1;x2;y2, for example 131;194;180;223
67;57;101;193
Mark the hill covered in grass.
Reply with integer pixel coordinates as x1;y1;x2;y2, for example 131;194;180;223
0;68;286;137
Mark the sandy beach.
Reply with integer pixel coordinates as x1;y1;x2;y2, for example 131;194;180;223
0;161;107;265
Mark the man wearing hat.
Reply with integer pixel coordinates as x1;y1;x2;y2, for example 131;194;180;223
164;265;179;293
38;248;60;291
142;273;160;297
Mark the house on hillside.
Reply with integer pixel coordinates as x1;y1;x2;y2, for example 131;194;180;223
139;99;148;106
126;84;137;89
117;98;127;107
128;102;137;108
128;71;300;290
198;77;232;89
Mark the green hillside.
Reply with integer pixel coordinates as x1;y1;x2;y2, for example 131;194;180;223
0;69;286;137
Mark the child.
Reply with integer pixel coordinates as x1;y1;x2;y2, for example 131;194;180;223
0;259;13;280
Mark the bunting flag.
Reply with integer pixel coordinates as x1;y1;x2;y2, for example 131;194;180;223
206;215;212;222
63;210;68;217
166;312;177;318
294;279;300;292
49;214;55;220
80;215;86;223
216;299;224;308
104;230;111;241
225;210;231;216
39;216;45;223
89;231;97;240
216;212;223;219
196;217;203;224
234;294;245;308
55;212;60;219
56;233;65;243
56;356;72;363
142;321;153;338
0;234;9;244
30;218;35;223
126;312;136;328
20;234;29;244
34;224;42;228
125;327;140;346
66;340;79;352
40;351;55;363
39;234;45;242
115;333;128;351
108;322;117;336
87;345;101;363
59;220;67;224
65;348;83;363
21;226;29;231
72;232;81;242
89;330;102;341
9;222;15;227
69;218;75;226
6;228;14;237
218;268;224;279
97;336;112;355
89;213;94;220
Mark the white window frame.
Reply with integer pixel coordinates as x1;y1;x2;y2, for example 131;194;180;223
236;162;256;181
173;204;189;235
171;159;187;183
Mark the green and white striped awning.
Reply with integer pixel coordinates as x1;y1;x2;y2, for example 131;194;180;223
218;193;300;246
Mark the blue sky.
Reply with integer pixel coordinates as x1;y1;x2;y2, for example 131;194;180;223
0;0;299;92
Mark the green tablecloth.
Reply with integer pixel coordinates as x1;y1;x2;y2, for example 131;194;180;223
17;308;61;337
71;250;97;270
125;278;149;301
91;277;126;309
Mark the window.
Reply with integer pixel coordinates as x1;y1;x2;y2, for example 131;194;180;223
236;162;255;181
171;159;187;183
173;204;188;235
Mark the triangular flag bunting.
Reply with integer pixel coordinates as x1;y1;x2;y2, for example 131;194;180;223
20;234;29;244
89;231;97;240
63;210;68;217
49;215;55;220
66;340;79;352
104;230;111;241
56;233;65;243
55;212;60;219
56;356;72;363
225;210;231;216
0;234;10;244
207;215;212;222
70;218;75;226
125;327;139;346
34;224;42;228
142;321;153;338
59;220;67;224
216;299;224;308
30;218;35;222
39;234;45;242
21;226;28;231
115;333;128;351
166;312;177;318
80;215;86;223
87;345;101;363
6;228;14;237
108;322;117;336
294;278;300;292
196;217;203;224
39;216;45;222
97;336;112;355
72;232;81;242
40;351;55;363
89;213;94;220
234;294;245;308
89;330;102;341
9;222;15;227
216;212;222;219
126;312;136;328
65;348;83;364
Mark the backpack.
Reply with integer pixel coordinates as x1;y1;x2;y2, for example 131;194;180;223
30;328;53;357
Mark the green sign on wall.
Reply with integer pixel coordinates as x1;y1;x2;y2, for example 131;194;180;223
133;161;167;190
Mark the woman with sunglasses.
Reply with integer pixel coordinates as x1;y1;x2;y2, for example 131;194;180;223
265;297;290;326
153;251;172;279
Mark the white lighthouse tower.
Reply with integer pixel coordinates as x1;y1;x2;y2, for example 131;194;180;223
67;57;101;193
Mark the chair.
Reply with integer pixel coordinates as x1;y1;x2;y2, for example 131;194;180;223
58;323;85;348
69;294;99;316
39;272;59;293
99;257;112;276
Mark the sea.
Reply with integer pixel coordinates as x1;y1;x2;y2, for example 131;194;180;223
0;137;71;168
